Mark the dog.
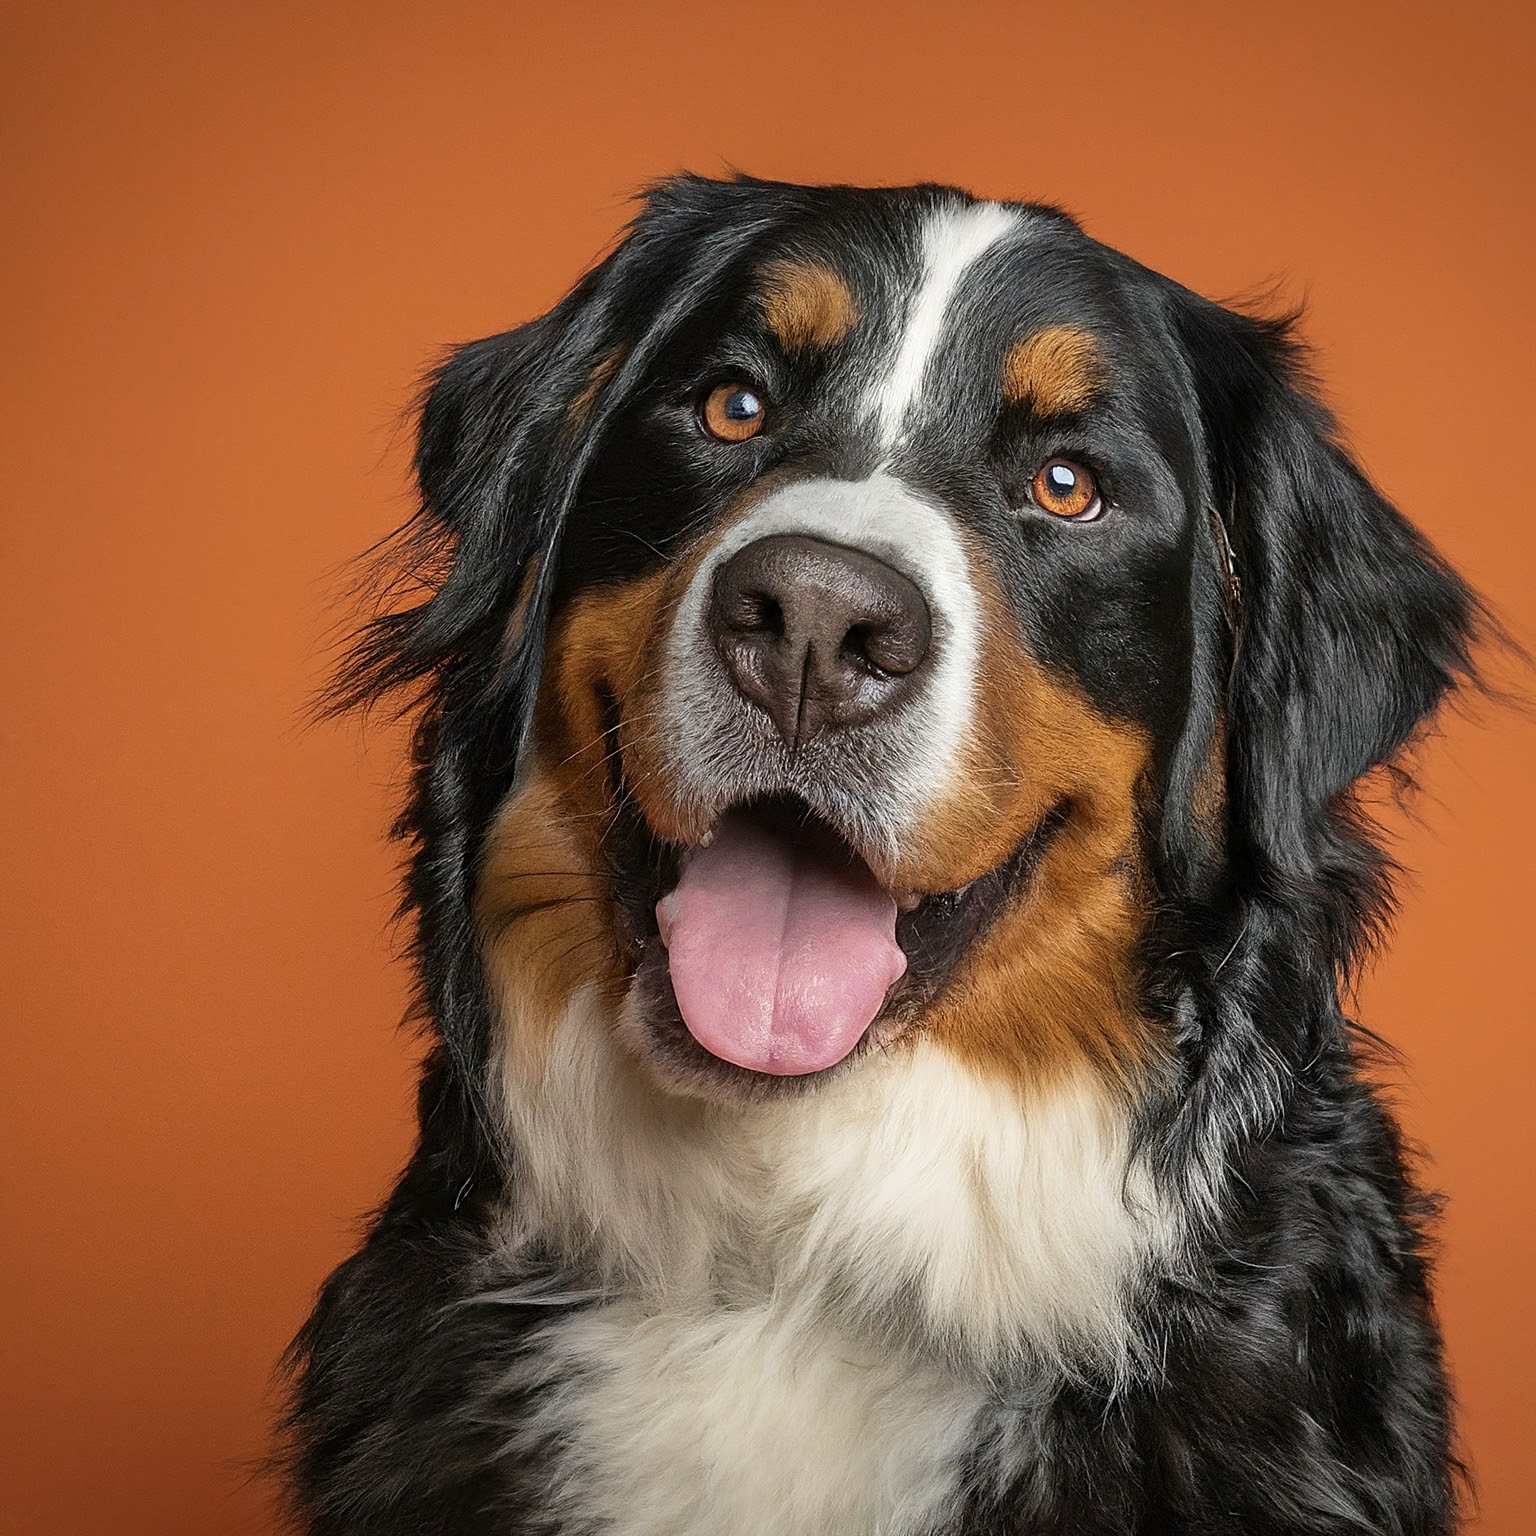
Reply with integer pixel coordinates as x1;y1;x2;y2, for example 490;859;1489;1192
281;175;1478;1534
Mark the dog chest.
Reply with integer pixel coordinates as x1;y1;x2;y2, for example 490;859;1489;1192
526;1297;988;1536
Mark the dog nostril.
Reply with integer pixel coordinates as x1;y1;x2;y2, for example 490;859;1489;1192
842;626;884;677
724;589;784;638
846;615;929;678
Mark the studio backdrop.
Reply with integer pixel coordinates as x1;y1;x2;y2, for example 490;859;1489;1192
3;3;1532;1532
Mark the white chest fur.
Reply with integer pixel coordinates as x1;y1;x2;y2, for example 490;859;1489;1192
493;987;1176;1531
528;1297;986;1536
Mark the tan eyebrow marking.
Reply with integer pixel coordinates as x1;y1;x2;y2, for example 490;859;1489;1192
759;259;858;352
1002;326;1107;415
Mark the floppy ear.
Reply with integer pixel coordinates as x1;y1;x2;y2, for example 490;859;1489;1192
1171;294;1479;949
328;302;590;735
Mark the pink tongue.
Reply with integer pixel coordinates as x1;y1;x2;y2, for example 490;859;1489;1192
655;811;907;1076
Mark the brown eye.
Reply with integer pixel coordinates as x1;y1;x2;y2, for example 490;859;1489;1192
1030;458;1102;521
702;382;766;442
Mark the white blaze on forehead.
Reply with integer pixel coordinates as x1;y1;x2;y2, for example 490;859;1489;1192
874;201;1020;449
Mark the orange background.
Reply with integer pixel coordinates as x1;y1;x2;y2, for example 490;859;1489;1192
3;3;1533;1531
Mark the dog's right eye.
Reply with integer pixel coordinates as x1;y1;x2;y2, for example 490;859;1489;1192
701;382;767;443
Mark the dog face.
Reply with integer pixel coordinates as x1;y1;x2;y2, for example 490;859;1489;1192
347;175;1473;1126
517;194;1215;1103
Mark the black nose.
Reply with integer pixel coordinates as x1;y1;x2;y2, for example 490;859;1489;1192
709;534;932;750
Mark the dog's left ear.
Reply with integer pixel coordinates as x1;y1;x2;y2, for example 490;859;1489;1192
1169;289;1480;908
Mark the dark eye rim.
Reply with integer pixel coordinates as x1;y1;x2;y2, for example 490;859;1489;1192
1024;455;1107;523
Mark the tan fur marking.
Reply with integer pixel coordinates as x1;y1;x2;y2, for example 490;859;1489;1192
1191;710;1228;843
477;768;619;1076
480;569;678;1074
1002;326;1106;415
903;544;1158;1093
497;553;544;672
760;260;857;352
567;345;631;430
539;573;675;805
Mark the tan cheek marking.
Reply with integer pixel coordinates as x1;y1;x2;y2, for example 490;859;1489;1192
531;469;814;868
529;471;789;873
480;569;680;1078
1002;325;1106;415
476;766;619;1080
483;498;766;1061
903;549;1159;1093
537;568;679;842
760;259;858;352
918;833;1159;1098
496;510;759;1057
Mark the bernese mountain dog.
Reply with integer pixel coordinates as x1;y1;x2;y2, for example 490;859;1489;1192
282;175;1479;1534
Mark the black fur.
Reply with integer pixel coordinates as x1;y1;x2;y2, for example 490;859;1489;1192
281;175;1479;1534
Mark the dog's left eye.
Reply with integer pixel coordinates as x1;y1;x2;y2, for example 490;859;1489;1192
1029;458;1103;522
701;382;767;442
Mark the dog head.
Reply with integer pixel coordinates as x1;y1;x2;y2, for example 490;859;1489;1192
341;175;1476;1126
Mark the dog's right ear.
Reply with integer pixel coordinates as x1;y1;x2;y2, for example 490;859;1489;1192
326;297;595;730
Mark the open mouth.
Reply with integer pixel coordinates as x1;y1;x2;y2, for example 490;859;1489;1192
612;792;1067;1093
